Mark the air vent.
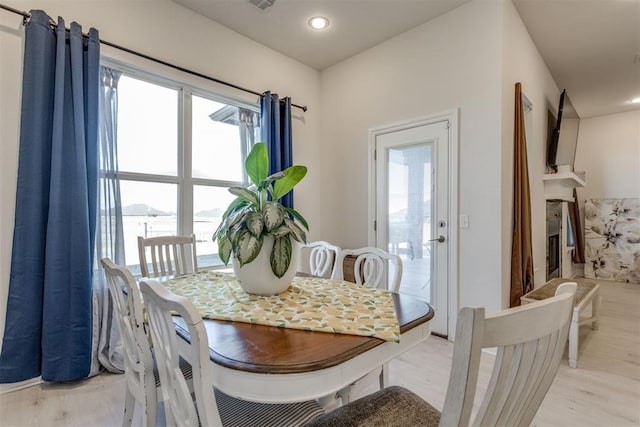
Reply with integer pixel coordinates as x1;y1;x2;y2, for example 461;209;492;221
249;0;276;11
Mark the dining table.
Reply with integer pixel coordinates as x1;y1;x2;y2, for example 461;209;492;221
164;271;434;404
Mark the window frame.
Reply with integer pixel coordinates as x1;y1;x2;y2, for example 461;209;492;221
101;58;260;269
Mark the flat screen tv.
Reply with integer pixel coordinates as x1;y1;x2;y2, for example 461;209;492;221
546;89;580;172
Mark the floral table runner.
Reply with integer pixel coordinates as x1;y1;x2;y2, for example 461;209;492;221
161;270;400;342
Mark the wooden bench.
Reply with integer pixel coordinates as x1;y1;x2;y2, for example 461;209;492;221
521;278;601;368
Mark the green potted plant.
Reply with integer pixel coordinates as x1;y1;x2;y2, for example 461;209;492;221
213;142;308;295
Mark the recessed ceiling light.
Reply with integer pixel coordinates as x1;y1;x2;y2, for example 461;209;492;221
308;16;329;30
631;97;640;104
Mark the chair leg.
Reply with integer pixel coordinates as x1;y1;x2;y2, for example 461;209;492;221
568;309;579;369
143;391;158;427
337;386;351;404
122;388;135;427
379;362;390;389
316;392;343;411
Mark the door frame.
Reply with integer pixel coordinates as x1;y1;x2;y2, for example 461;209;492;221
368;109;459;340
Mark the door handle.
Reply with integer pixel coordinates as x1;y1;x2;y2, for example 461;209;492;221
428;235;446;243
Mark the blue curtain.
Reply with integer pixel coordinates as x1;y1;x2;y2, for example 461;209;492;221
260;91;293;208
0;10;100;383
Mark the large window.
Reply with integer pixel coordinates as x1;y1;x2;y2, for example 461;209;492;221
114;71;260;273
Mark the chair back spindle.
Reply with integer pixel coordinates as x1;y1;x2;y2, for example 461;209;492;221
138;234;198;278
441;290;576;426
332;247;402;292
301;241;341;278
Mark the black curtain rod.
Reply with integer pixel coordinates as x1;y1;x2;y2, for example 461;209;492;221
0;2;308;112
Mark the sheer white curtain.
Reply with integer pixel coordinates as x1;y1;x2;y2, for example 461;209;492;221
89;66;126;375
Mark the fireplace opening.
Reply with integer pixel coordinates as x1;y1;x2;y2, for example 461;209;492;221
546;202;561;280
547;233;559;279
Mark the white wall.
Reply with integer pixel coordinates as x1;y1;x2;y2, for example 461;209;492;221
319;0;504;313
500;0;561;301
317;0;561;313
574;110;640;202
0;0;320;353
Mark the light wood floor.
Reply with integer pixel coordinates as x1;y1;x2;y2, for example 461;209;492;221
0;279;638;426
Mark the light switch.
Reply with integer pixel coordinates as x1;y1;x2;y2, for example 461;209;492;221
460;214;469;228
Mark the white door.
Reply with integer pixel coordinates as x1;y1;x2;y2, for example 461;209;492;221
374;120;449;336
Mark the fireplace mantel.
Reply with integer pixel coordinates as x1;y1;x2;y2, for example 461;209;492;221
543;170;585;202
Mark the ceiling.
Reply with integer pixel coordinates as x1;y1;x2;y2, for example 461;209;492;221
513;0;640;118
172;0;469;70
173;0;640;119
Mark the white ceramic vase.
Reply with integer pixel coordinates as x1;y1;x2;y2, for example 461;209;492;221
232;236;300;296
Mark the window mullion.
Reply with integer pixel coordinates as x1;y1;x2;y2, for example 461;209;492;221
117;172;180;184
180;88;193;237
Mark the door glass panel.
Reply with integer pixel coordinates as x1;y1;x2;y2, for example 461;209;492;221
120;180;178;274
193;185;237;268
387;144;433;302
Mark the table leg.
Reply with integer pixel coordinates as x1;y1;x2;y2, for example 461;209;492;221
568;308;579;369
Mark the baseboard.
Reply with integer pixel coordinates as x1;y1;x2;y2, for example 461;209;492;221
0;376;42;395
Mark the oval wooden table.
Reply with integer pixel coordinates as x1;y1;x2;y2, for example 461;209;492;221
174;291;434;404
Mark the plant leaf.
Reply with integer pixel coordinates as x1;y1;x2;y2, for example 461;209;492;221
285;207;309;231
259;171;285;192
220;197;250;222
271;165;307;201
227;220;245;247
269;225;291;238
212;220;227;242
245;212;264;237
284;217;307;243
229;186;259;206
271;236;292;278
217;236;232;265
235;231;262;267
213;198;247;240
263;202;285;232
245;143;269;186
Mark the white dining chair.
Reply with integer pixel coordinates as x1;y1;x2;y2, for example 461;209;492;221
332;247;403;293
329;247;403;403
101;258;193;427
305;285;576;427
137;234;198;278
300;241;341;278
139;278;326;427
